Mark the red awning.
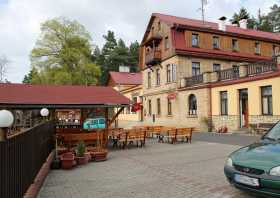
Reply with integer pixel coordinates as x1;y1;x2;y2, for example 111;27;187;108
167;93;177;100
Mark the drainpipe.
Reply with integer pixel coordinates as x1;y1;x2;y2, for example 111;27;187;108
208;87;213;132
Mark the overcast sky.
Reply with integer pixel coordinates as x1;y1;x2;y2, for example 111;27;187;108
0;0;279;83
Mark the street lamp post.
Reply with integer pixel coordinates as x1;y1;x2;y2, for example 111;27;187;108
0;110;14;141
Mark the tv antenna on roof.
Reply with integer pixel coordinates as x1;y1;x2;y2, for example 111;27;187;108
198;0;208;24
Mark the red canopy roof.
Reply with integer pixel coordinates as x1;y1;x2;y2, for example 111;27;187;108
0;83;130;108
109;72;142;85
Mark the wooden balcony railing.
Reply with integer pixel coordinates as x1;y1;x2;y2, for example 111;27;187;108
218;67;240;81
184;74;204;87
247;61;278;76
145;49;161;65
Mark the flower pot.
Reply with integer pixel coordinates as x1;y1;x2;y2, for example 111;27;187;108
75;156;88;165
60;153;76;169
92;149;108;162
85;152;92;162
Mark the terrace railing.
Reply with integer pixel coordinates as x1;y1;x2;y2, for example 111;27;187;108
218;67;240;81
0;121;55;198
184;74;204;87
247;61;278;76
145;49;162;65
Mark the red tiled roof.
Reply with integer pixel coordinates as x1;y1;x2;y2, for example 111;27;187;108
0;83;130;106
109;72;142;85
153;13;280;42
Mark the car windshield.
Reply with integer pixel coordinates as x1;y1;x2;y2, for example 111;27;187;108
264;122;280;140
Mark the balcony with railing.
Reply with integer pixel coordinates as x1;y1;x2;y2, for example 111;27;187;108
144;31;163;47
247;61;277;76
218;67;240;81
180;58;279;88
145;49;162;66
184;74;204;87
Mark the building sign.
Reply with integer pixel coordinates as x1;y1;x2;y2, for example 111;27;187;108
167;93;177;100
131;102;142;112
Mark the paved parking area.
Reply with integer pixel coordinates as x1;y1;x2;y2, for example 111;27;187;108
39;139;256;198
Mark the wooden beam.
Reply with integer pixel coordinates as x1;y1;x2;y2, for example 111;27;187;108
108;107;124;127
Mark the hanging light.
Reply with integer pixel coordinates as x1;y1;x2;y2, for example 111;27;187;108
40;108;49;117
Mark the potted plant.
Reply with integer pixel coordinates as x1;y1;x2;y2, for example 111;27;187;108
75;141;88;165
93;148;108;162
60;152;76;169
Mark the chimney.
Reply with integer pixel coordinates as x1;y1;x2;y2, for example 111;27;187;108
232;20;238;27
218;16;227;31
239;19;247;29
119;65;130;72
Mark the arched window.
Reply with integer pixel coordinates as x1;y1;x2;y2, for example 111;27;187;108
189;94;197;115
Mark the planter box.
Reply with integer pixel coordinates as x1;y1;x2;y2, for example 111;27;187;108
91;149;108;162
75;156;88;165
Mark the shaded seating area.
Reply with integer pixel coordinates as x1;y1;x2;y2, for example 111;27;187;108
0;83;131;167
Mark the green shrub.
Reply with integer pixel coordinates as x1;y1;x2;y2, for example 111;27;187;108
76;141;86;157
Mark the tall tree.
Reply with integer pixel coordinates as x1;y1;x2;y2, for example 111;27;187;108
128;41;140;72
30;17;100;85
265;4;280;32
99;31;117;84
231;7;256;29
22;67;39;84
95;31;140;85
0;55;9;83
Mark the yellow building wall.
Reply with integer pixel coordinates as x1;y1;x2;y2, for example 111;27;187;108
211;77;280;116
117;86;143;122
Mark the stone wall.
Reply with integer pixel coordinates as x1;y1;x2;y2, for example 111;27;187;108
249;115;280;124
212;115;240;132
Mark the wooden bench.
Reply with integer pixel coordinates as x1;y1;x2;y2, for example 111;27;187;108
116;129;146;149
161;128;193;144
249;123;275;134
146;126;163;138
175;128;193;143
127;129;146;147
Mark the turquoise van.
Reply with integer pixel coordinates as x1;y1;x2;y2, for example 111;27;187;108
83;117;105;129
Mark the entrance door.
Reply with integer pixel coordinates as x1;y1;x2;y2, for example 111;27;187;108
239;89;249;128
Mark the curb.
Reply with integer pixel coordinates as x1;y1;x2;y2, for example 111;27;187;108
23;150;55;198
